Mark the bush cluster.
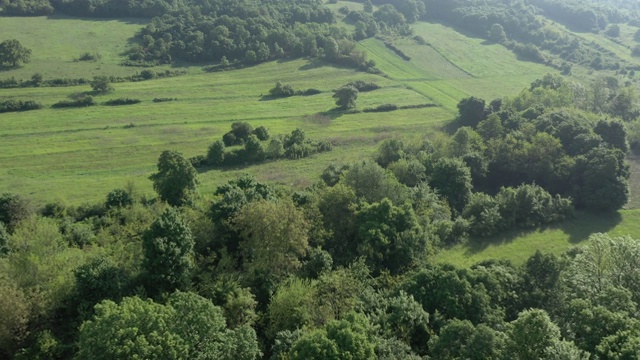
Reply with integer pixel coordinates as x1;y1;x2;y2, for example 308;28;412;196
52;97;96;108
103;98;142;106
0;100;43;113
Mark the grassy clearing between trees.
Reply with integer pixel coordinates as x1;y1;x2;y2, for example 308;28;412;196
434;209;640;266
0;15;162;79
359;22;555;110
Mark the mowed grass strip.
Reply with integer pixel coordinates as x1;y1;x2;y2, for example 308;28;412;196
358;38;435;80
411;22;553;79
434;210;640;267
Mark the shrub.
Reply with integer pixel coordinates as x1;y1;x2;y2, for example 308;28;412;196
345;80;380;92
363;104;398;113
78;52;100;61
253;126;270;141
269;81;295;97
0;100;43;113
189;155;208;168
105;189;133;209
103;98;141;106
298;88;322;96
52;97;96;108
153;98;177;102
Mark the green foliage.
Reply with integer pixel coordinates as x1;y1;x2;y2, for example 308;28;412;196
0;193;33;233
375;138;405;168
142;208;194;296
0;99;43;113
51;96;96;108
234;198;309;278
0;39;31;67
488;23;507;43
508;309;563;360
90;75;112;93
207;140;225;166
428;157;472;215
269;81;295;97
149;150;199;207
457;97;486;127
571;146;629;212
105;188;133;209
355;199;425;275
76;292;260;360
333;85;359;110
342;160;409;205
73;256;126;316
289;313;376;360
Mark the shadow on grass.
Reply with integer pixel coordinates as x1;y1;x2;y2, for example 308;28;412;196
298;60;325;71
68;90;112;99
45;13;149;25
461;211;623;256
316;108;347;121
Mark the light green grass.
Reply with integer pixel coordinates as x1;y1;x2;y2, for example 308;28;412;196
434;210;640;267
411;22;553;79
359;22;558;112
0;15;176;79
0;57;453;205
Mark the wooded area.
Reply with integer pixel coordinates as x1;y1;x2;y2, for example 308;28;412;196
2;0;640;358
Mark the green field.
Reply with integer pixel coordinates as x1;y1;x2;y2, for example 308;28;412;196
0;15;165;79
359;22;557;111
434;209;640;266
0;12;572;206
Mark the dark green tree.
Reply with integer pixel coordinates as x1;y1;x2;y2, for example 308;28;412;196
142;208;194;296
105;188;133;209
595;120;628;153
207;140;225;166
571;146;629;212
333;85;358;110
457;97;486;127
149;150;199;206
488;23;507;43
428;157;473;215
76;292;260;360
355;199;425;274
90;75;113;93
0;39;31;67
0;192;33;233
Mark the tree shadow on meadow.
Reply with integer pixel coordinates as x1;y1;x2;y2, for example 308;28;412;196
462;211;623;256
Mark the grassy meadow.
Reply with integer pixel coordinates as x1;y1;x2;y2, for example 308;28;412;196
0;11;564;206
2;8;640;268
434;209;640;266
0;15;161;79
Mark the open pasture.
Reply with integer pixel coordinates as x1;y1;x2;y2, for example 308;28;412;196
0;15;160;79
0;57;452;204
435;209;640;267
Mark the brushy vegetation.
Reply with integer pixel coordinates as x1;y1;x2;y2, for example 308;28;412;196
0;99;43;113
103;98;141;106
51;96;96;108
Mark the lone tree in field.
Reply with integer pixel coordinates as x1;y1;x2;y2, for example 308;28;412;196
90;75;113;93
149;150;199;206
333;85;359;110
0;39;31;67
